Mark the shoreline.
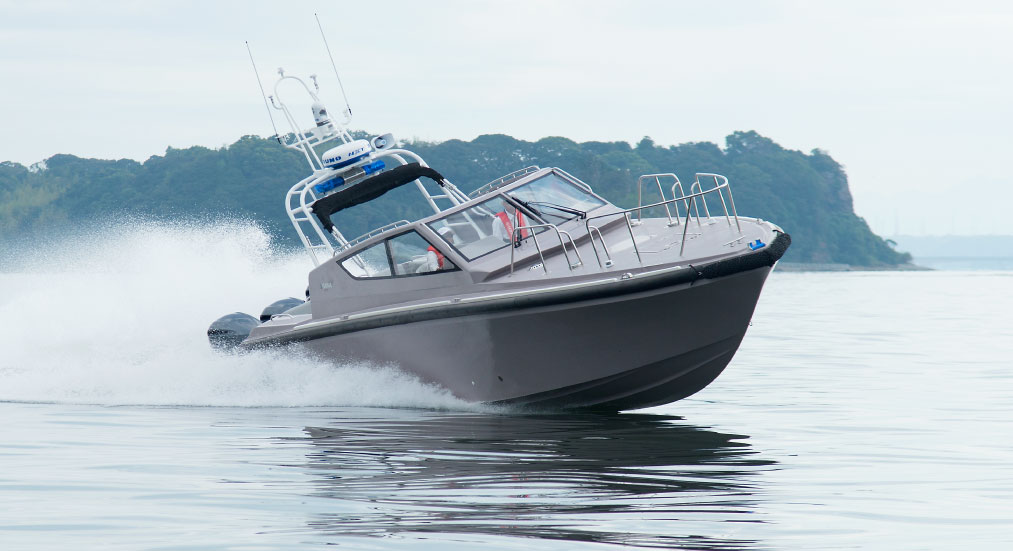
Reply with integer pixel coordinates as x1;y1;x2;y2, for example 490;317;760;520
775;262;931;272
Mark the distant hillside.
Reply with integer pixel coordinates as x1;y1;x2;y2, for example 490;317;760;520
0;131;910;266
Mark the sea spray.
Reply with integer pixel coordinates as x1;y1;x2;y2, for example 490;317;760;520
0;219;476;409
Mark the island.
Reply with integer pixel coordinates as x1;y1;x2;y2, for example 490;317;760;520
0;131;910;267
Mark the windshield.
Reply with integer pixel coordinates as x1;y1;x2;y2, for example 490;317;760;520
428;195;545;261
507;173;606;223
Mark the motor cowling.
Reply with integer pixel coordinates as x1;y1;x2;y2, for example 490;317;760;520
207;312;259;350
260;297;305;322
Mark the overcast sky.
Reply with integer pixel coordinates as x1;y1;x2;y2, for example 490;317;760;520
3;0;1012;236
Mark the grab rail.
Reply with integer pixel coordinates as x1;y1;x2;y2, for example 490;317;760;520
585;174;741;268
635;173;681;226
509;223;583;275
334;220;411;254
585;212;642;268
469;166;541;198
586;224;613;268
689;173;741;232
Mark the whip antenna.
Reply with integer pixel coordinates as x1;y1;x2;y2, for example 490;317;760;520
315;13;352;119
246;40;280;141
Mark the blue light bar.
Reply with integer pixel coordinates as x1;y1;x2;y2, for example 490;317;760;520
314;176;345;194
312;160;386;194
362;160;385;175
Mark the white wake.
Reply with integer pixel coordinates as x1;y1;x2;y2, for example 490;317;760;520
0;220;475;409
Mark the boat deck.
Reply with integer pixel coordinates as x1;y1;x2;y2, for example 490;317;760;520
480;215;779;284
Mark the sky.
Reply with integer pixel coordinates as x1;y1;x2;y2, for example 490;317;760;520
2;0;1012;236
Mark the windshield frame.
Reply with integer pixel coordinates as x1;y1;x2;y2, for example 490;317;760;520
505;171;608;225
425;169;610;263
425;193;543;262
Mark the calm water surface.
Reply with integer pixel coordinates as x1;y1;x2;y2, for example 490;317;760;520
2;230;1011;550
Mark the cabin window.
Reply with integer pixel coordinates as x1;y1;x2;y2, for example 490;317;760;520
388;231;457;275
340;241;392;278
428;195;546;261
339;230;456;279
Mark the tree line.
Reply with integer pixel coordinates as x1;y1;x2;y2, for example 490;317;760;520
0;130;911;266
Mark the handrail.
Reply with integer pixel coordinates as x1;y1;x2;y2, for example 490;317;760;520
586;224;613;268
635;173;679;226
688;180;709;221
286;173;338;265
679;197;695;256
469;166;541;198
585;176;741;267
552;168;596;194
334;220;411;254
583;211;642;268
509;223;583;275
557;229;583;268
687;173;741;233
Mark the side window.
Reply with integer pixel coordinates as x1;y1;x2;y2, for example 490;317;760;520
389;231;457;275
339;231;456;279
340;241;392;278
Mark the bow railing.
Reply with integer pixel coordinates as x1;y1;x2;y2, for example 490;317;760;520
585;173;741;268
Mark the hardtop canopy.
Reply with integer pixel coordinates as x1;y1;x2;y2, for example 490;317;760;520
311;162;447;232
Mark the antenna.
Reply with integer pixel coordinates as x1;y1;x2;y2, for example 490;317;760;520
246;41;281;142
315;13;352;121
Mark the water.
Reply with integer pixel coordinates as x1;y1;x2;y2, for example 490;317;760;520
2;224;1012;550
913;256;1013;271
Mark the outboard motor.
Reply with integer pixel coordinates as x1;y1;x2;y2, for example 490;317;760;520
207;312;259;351
260;297;305;322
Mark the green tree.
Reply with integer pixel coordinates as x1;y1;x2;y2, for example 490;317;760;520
0;131;912;266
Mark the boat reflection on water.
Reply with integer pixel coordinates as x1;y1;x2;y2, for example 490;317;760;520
298;412;775;549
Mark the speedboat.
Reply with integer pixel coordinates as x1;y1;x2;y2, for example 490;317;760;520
208;65;790;411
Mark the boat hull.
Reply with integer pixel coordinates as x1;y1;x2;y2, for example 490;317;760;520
294;265;772;410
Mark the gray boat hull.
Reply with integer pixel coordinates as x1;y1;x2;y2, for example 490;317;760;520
217;154;793;411
295;264;771;410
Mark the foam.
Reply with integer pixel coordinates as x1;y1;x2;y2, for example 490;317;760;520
0;220;477;410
